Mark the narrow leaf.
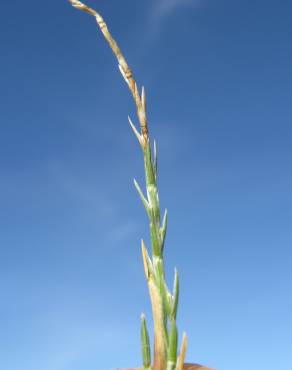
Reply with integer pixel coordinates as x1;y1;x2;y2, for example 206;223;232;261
141;313;151;368
177;332;187;370
134;178;150;216
171;268;179;320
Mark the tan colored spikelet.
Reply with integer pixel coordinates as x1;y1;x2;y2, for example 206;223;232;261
68;0;96;16
177;332;188;370
128;116;144;148
141;240;150;280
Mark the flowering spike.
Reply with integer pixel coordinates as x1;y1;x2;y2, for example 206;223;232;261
66;2;199;369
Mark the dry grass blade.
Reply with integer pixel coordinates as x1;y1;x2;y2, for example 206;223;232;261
177;333;188;370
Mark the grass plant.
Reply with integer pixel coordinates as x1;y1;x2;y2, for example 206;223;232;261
68;2;212;370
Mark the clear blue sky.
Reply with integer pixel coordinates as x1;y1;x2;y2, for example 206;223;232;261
0;1;291;370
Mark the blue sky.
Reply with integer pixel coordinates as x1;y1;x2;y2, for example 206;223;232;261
0;1;292;370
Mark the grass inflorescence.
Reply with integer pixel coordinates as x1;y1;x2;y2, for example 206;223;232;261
67;2;207;370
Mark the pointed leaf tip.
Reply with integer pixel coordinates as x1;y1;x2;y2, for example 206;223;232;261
133;178;150;215
141;312;151;368
128;116;144;147
177;332;188;370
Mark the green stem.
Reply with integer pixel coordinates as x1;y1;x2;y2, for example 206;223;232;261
141;140;181;370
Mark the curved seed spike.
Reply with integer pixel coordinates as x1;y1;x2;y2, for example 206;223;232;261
134;179;150;215
141;313;151;368
171;269;179;320
177;333;187;370
69;0;149;142
129;116;144;147
167;318;178;370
